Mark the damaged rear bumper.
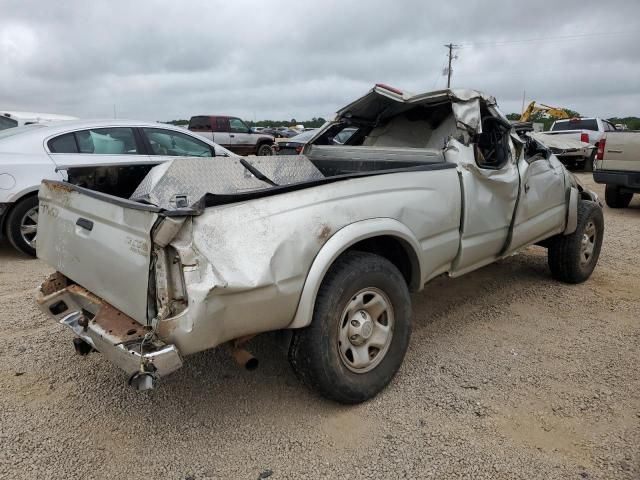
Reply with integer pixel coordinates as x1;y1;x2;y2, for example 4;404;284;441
36;274;183;379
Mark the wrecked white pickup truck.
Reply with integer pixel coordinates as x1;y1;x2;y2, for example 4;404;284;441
35;85;604;404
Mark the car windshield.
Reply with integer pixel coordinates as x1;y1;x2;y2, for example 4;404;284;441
551;119;598;131
0;123;48;140
289;129;317;142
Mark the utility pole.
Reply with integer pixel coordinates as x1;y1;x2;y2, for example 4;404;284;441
444;43;460;88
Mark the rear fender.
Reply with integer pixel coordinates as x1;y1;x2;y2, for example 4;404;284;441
287;218;423;329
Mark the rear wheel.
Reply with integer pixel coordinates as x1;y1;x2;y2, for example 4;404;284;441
288;251;411;404
547;200;603;283
257;143;273;156
605;184;632;209
6;195;39;256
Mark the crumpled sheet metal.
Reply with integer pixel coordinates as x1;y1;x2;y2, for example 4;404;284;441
451;98;482;134
445;138;519;271
130;155;324;209
159;166;462;355
335;85;503;139
528;132;594;152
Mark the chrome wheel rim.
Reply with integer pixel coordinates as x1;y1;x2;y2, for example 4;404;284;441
580;220;596;267
20;205;38;249
337;288;394;373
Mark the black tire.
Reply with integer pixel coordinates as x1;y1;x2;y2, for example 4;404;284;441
288;251;411;404
547;200;604;284
583;150;595;172
605;184;632;209
256;143;273;156
5;195;39;257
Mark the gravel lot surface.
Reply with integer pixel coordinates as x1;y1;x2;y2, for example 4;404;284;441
0;174;638;479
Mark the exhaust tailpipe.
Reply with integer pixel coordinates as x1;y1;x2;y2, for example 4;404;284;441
230;347;259;371
228;336;258;371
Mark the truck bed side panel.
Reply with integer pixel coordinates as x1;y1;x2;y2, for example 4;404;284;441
161;167;462;354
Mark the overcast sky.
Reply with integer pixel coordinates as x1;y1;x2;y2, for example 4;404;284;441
1;1;639;122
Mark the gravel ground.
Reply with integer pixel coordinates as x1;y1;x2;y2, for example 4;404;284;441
0;174;638;479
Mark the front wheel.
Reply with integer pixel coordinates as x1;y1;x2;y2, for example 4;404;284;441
256;143;273;156
288;251;411;404
547;200;604;284
5;195;39;256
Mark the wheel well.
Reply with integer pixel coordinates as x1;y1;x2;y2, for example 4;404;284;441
344;235;420;291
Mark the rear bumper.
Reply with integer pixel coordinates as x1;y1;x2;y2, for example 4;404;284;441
36;274;183;378
593;170;640;192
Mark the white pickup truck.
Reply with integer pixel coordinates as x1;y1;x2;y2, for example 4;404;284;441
546;117;618;171
593;130;640;208
35;86;604;403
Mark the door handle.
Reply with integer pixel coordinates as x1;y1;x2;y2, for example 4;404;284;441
76;218;94;231
229;134;235;138
607;149;622;153
524;183;530;193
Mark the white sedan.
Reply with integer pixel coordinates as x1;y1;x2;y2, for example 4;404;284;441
0;120;231;255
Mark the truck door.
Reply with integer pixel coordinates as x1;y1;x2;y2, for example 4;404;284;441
507;142;567;252
228;117;254;155
451;116;519;275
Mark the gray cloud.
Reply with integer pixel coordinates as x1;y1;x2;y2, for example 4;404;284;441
1;0;639;121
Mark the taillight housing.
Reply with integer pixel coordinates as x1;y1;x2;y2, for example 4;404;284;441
596;139;606;160
580;133;589;144
295;145;303;154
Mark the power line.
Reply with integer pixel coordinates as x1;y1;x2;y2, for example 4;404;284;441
457;30;635;48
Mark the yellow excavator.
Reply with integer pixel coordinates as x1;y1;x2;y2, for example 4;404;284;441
519;101;571;122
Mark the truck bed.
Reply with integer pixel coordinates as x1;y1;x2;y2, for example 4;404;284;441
64;148;449;210
38;153;459;329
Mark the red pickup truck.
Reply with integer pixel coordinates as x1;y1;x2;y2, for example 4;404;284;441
188;115;274;156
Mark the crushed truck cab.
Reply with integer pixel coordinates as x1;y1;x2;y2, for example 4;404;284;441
35;86;604;403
